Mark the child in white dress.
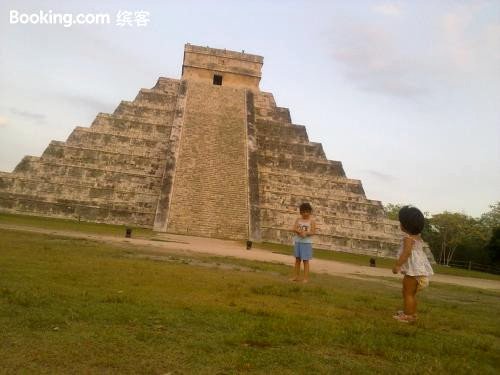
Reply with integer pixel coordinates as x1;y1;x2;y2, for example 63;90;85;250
392;206;433;323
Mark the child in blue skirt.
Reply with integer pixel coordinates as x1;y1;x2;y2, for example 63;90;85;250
291;202;316;283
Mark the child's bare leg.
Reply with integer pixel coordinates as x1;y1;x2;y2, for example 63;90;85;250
402;275;418;315
292;258;301;281
303;260;309;282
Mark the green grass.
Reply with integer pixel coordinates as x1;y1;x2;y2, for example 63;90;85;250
2;211;499;280
254;242;500;281
0;212;155;238
1;229;499;374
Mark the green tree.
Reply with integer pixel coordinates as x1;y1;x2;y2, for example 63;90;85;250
427;213;491;265
485;227;500;265
454;220;491;264
427;212;487;265
384;203;404;220
385;202;499;267
480;202;500;231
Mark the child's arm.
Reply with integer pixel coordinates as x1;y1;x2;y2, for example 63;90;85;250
307;219;316;236
392;237;414;274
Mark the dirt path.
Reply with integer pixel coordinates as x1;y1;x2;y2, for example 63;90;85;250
2;223;500;291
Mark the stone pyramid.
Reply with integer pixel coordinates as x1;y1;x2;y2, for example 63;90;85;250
0;44;405;257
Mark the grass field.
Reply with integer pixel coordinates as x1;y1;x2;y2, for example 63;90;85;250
2;212;499;281
0;212;155;238
254;241;500;281
1;228;499;374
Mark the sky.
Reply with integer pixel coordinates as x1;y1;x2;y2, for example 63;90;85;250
0;0;499;217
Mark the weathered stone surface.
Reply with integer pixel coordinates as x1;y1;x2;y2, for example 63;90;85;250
182;44;263;90
246;91;261;241
165;81;249;239
153;81;188;232
0;44;430;259
0;78;179;226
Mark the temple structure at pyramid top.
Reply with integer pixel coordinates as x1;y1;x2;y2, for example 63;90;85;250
0;43;429;259
182;44;263;89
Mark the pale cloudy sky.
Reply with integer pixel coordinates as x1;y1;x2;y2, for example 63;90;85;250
0;0;499;217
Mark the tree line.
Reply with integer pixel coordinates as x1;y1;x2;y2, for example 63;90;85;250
384;202;500;268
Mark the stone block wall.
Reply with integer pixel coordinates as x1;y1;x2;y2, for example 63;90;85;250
249;91;403;257
182;44;263;90
0;78;181;227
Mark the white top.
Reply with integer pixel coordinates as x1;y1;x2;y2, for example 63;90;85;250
294;218;313;244
397;237;434;277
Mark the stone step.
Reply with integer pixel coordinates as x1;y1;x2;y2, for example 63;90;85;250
257;141;326;160
253;92;292;124
260;217;388;239
72;126;170;144
258;168;362;186
258;151;327;163
153;77;181;94
259;184;368;205
0;192;155;227
13;157;163;181
254;107;291;124
0;176;158;210
258;202;389;232
93;112;174;133
40;141;168;177
41;139;168;161
113;101;176;123
12;156;40;174
255;122;308;142
10;159;162;192
258;170;365;197
67;127;170;157
259;192;385;220
261;224;398;247
9;192;156;215
259;226;399;256
0;173;158;198
258;204;398;230
133;89;178;109
258;155;346;177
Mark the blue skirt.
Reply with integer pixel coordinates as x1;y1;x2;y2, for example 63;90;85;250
294;242;313;260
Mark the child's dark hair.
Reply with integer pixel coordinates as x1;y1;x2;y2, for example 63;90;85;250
299;202;312;213
398;205;425;235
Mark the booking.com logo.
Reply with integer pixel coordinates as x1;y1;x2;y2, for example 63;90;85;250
9;9;150;27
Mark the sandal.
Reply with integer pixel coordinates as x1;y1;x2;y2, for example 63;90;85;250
393;313;416;323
